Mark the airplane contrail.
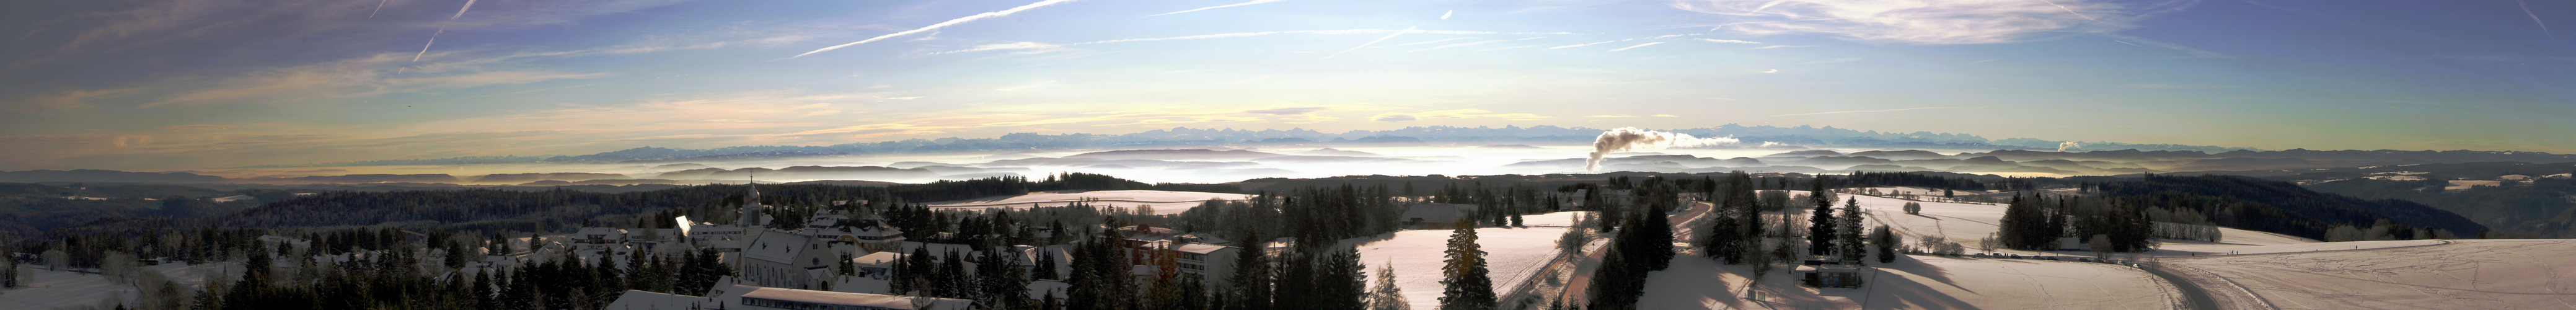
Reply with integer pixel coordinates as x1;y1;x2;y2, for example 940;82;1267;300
452;0;479;19
369;0;391;18
1323;25;1419;60
2518;0;2552;37
792;0;1083;59
415;29;443;62
413;0;479;62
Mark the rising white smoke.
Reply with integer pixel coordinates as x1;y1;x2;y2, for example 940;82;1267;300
2057;141;2080;152
1587;127;1740;172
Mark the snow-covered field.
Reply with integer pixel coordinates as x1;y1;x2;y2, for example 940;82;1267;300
1;264;228;309
2165;239;2576;309
1351;211;1589;310
1636;252;2176;309
1837;187;2336;257
924;190;1253;215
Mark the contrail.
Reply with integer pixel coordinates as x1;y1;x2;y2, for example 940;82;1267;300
1587;127;1739;172
413;0;477;62
1150;0;1286;16
451;0;479;19
415;28;443;62
2518;0;2552;37
369;0;391;18
1323;24;1419;60
2036;0;2104;24
1607;42;1662;51
793;0;1083;59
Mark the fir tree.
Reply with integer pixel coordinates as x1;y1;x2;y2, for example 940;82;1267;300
1837;198;1868;263
1807;180;1839;256
1439;226;1495;310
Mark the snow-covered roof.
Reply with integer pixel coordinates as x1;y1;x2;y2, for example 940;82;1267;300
738;286;971;309
855;251;904;267
1176;244;1233;255
744;231;811;264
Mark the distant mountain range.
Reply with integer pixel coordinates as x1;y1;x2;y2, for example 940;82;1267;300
232;125;2269;168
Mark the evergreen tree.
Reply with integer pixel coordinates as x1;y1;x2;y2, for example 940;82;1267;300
1871;226;1898;264
1837;198;1868;263
1230;232;1274;310
1439;226;1495;310
1807;180;1839;256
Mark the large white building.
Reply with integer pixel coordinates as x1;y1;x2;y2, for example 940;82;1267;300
605;279;972;310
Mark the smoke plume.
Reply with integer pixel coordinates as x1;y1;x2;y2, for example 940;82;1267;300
1587;127;1739;172
2057;141;2080;152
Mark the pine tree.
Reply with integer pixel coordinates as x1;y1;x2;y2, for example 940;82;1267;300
1807;180;1839;257
1837;198;1867;263
1439;226;1495;310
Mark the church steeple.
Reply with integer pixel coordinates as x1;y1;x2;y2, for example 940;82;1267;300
745;175;761;206
740;175;764;228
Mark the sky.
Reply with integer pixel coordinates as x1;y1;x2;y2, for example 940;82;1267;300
0;0;2569;170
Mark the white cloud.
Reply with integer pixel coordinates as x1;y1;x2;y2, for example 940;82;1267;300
1410;37;1542;52
1608;42;1665;51
1392;38;1472;46
1673;0;2189;45
932;42;1074;55
1696;38;1762;44
1552;40;1624;49
1150;0;1290;16
1758;69;1779;73
1750;45;1811;49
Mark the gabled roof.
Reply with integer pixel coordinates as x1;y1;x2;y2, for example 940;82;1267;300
743;230;811;264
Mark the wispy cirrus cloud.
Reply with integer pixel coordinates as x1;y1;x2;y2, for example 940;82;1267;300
1672;0;2195;45
142;53;611;108
932;29;1579;54
1697;38;1761;44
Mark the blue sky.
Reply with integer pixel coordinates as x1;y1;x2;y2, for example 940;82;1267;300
1;0;2569;170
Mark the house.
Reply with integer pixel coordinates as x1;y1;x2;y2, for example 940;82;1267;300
1017;246;1074;281
687;223;749;252
854;252;904;280
1400;204;1481;229
1798;263;1866;288
1174;244;1239;288
806;214;907;253
740;230;854;290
